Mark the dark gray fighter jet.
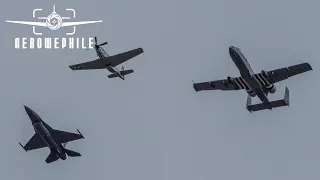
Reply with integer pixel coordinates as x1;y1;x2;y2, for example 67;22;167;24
69;37;144;80
19;105;84;163
193;46;312;112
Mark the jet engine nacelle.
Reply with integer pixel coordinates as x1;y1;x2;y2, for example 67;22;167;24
261;70;276;94
261;70;272;84
266;84;276;94
246;89;256;97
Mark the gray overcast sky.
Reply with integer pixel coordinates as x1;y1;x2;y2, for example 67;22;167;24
0;0;319;179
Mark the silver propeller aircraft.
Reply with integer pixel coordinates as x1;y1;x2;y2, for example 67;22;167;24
193;46;313;112
69;37;144;80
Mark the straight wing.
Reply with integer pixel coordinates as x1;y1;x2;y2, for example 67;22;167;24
69;58;106;70
52;130;84;144
267;63;312;83
108;48;144;67
193;79;244;92
193;77;245;92
23;133;47;151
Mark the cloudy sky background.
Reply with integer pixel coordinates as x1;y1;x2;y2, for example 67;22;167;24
0;0;319;179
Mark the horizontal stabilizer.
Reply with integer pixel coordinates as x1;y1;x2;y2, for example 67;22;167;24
45;151;59;163
64;149;81;157
107;73;118;78
246;87;289;113
120;69;134;76
107;69;134;79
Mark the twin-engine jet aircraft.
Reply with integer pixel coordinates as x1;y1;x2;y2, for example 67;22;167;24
69;37;144;80
193;46;312;112
19;105;84;163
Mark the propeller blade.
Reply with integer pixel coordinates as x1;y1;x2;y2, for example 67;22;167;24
94;37;97;44
99;42;108;46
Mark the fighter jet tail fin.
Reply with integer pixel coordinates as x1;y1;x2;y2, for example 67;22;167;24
246;87;290;112
45;151;59;163
64;149;81;157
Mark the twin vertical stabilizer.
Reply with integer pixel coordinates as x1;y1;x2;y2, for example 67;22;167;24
246;87;289;113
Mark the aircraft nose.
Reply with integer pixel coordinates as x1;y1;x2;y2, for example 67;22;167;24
229;46;236;54
24;105;31;113
23;105;40;123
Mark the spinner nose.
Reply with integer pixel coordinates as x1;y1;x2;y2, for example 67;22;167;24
229;46;237;56
229;46;235;52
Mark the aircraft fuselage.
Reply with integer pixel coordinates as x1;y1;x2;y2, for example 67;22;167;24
106;66;124;80
95;46;124;80
24;106;67;160
228;46;272;109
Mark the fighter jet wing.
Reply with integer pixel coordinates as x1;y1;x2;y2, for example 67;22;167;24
108;48;144;67
69;58;106;70
23;133;47;151
52;130;84;144
193;78;244;92
267;63;312;83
